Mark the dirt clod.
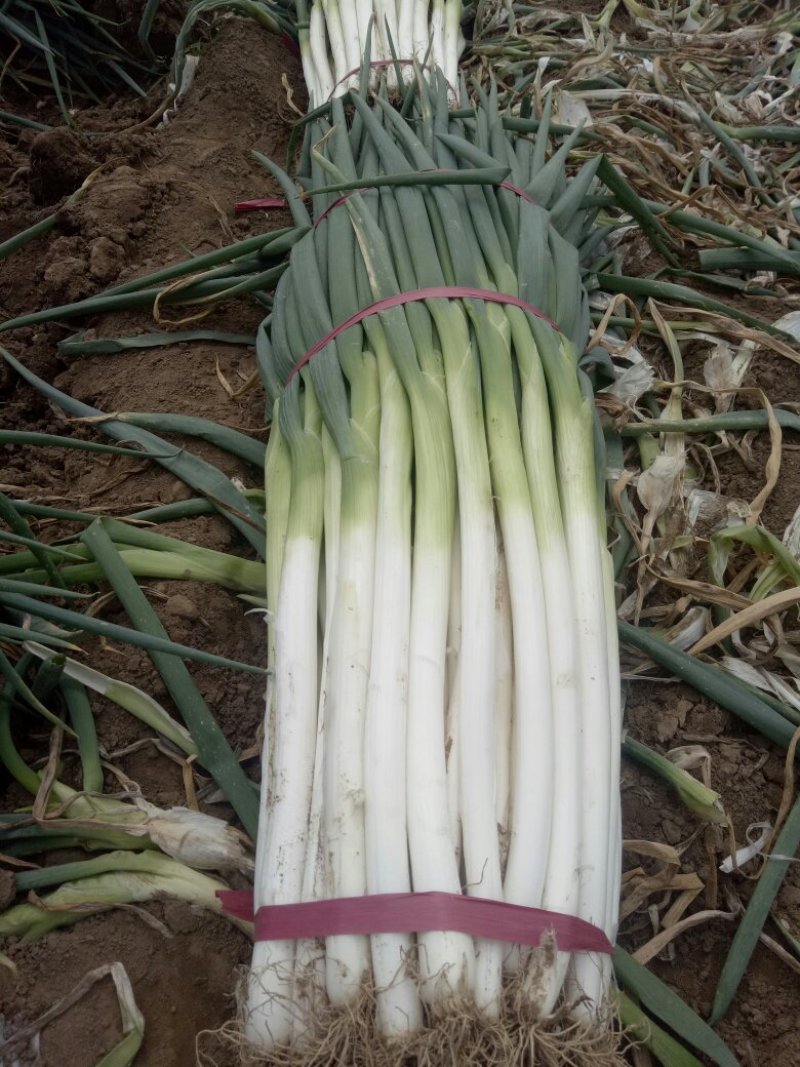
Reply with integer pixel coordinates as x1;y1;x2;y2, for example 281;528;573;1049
29;128;95;205
164;593;199;618
89;236;126;283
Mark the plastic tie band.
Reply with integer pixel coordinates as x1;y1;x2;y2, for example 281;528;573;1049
235;173;533;220
312;174;533;228
234;197;287;213
288;286;560;381
281;33;300;59
218;889;614;954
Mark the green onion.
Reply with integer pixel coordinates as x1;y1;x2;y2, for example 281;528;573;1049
244;53;621;1058
80;521;260;837
0;852;250;941
711;794;800;1024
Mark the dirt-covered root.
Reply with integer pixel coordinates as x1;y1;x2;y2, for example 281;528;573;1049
207;975;627;1067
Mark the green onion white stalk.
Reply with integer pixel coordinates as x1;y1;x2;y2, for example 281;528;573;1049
246;380;324;1047
493;548;512;852
291;420;341;1039
445;527;462;868
438;300;503;1015
363;340;421;1035
542;323;613;1013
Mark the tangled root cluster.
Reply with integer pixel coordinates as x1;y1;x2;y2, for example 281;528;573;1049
202;972;627;1067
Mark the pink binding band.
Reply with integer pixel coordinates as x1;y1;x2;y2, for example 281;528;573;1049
313;190;357;227
312;175;534;229
499;179;535;202
289;286;560;380
217;890;613;954
235;177;533;221
235;197;288;214
281;33;300;59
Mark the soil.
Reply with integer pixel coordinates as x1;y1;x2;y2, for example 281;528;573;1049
0;15;303;1067
1;9;799;1067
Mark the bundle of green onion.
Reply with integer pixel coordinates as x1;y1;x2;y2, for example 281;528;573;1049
244;59;622;1063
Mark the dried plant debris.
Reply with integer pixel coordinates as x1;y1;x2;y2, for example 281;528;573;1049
471;0;800;291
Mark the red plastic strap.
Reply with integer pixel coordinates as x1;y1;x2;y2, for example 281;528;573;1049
289;286;560;380
217;890;613;954
235;197;288;214
235;175;532;222
281;33;300;59
499;179;535;203
312;173;533;229
313;191;357;227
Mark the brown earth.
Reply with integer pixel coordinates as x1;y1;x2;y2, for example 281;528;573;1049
1;9;799;1067
1;15;303;1067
